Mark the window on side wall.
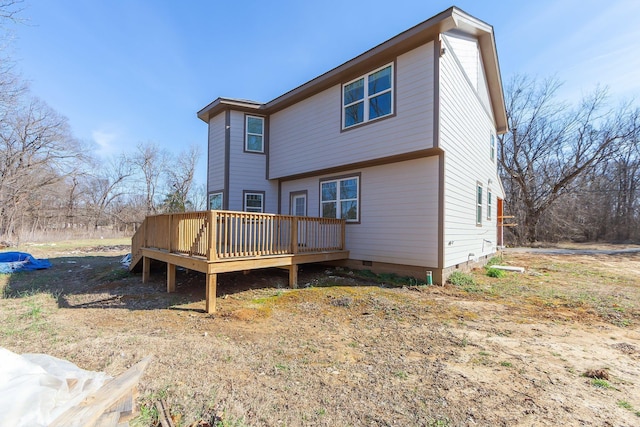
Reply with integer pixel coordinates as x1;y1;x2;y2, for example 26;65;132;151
244;192;264;213
487;189;492;220
245;115;264;153
208;192;223;210
342;64;393;129
476;183;483;226
320;176;359;222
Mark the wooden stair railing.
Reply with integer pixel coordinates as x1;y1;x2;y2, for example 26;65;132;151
189;218;209;256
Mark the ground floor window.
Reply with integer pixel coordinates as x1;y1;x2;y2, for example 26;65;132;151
487;189;492;220
208;192;223;210
476;183;483;226
243;191;264;213
320;175;359;222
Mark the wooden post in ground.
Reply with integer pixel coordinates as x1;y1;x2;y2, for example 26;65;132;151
167;263;176;293
142;257;150;283
205;273;217;313
288;264;298;289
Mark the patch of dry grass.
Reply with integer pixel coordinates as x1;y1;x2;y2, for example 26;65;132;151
2;242;640;426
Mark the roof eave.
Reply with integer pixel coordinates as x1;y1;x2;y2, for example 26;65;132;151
197;7;508;133
265;7;459;113
197;97;264;123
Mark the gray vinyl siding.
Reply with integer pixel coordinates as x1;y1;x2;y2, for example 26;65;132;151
439;33;504;268
227;111;278;212
281;157;439;267
269;42;435;179
207;113;226;194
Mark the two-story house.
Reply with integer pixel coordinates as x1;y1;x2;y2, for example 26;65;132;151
197;6;508;284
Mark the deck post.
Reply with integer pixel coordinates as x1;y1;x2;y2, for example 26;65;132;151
142;256;150;283
207;210;217;260
167;263;176;293
288;264;298;289
291;217;298;254
205;273;217;313
341;220;346;250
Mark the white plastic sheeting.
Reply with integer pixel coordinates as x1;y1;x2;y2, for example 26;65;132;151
0;348;111;427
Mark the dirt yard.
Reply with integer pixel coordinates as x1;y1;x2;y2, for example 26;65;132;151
1;239;639;426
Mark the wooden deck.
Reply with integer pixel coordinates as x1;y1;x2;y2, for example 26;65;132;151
130;210;348;312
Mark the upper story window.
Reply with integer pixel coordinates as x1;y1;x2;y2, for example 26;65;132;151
208;192;223;210
320;176;359;222
245;115;264;153
343;64;393;129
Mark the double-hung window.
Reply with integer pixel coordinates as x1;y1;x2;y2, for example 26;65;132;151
245;115;264;153
208;192;223;210
476;183;483;226
343;64;393;128
487;189;492;220
244;192;264;213
320;176;359;222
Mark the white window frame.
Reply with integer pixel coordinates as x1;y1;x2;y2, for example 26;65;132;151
476;183;483;226
245;115;265;153
290;193;307;217
320;175;360;223
342;63;394;129
208;192;223;210
487;189;492;220
243;192;264;213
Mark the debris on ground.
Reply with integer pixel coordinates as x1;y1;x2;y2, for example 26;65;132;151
0;252;52;274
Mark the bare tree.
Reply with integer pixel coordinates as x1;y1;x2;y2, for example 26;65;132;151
499;75;640;243
131;141;166;216
160;144;201;213
82;154;133;230
0;0;23;23
0;98;84;237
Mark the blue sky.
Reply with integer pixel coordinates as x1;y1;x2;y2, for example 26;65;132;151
7;0;640;184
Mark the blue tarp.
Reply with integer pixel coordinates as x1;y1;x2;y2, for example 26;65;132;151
0;252;52;274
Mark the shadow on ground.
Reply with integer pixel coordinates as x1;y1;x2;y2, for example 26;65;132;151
2;253;339;312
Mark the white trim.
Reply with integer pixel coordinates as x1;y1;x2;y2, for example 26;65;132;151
244;192;264;212
291;194;307;216
320;176;360;222
490;133;495;161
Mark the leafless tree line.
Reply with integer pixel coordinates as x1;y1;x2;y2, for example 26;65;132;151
0;97;204;241
0;2;204;242
499;75;640;244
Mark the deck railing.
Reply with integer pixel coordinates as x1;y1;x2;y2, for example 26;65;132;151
131;210;346;265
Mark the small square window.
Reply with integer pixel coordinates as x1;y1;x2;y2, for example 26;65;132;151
209;192;223;210
244;192;264;213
